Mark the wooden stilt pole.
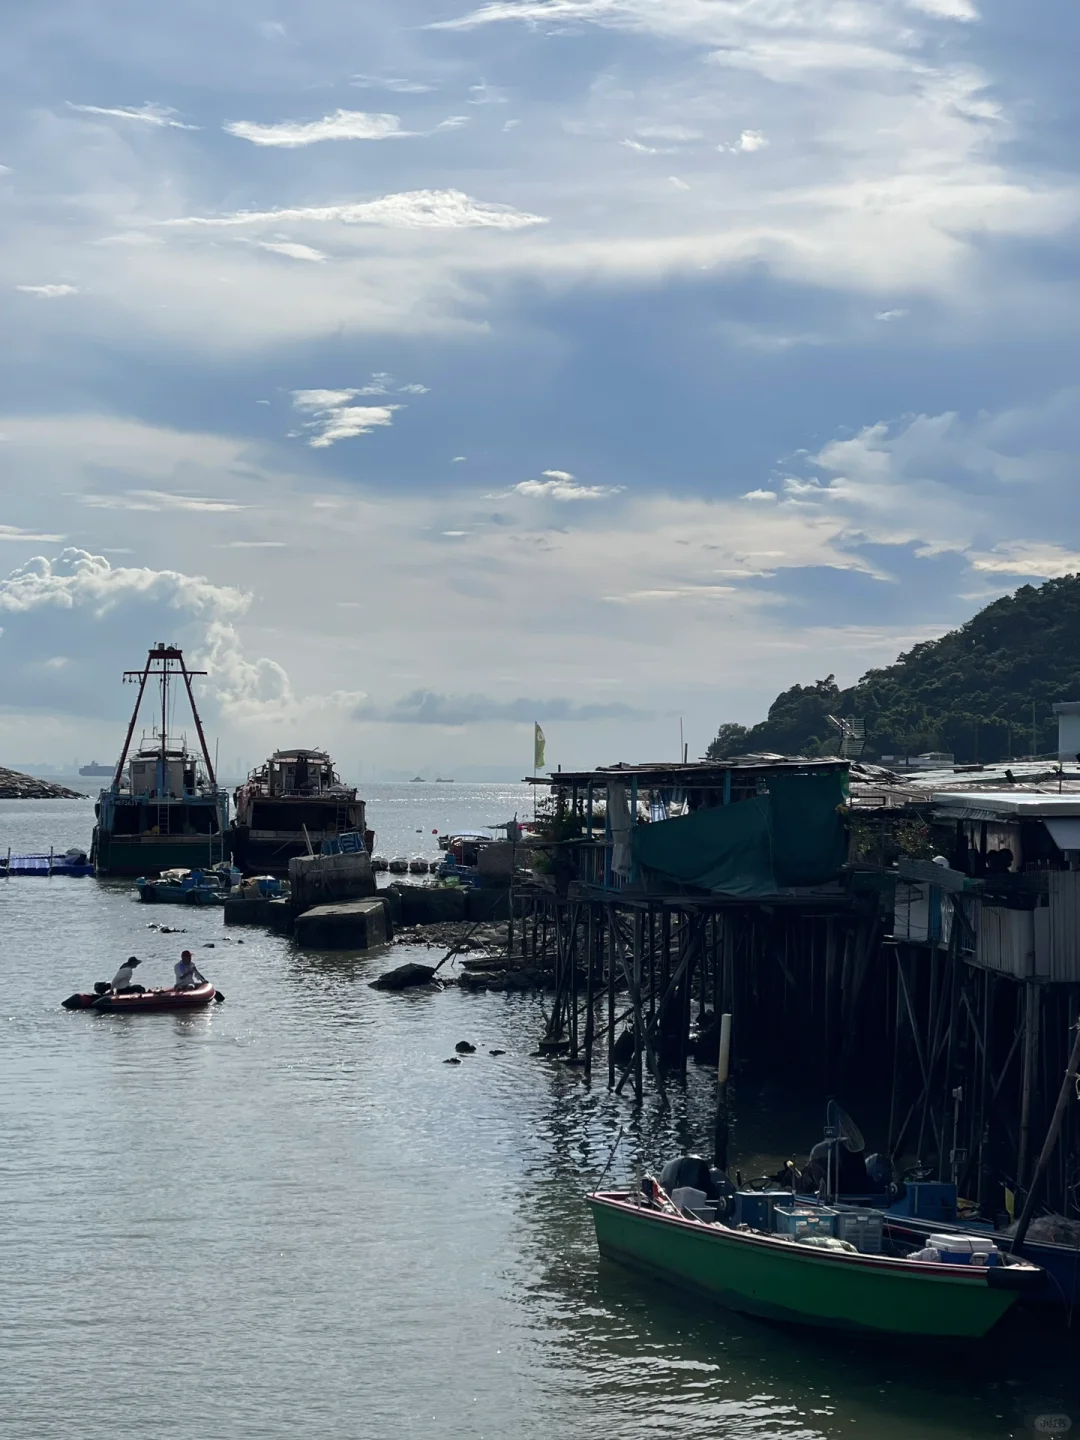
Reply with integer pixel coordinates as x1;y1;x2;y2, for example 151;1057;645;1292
1011;1014;1080;1252
714;1012;733;1172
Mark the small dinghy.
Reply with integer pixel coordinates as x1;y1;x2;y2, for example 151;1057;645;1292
370;854;389;873
388;856;409;874
63;982;219;1012
408;856;429;874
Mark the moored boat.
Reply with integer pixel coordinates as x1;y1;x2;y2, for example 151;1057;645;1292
408;856;429;874
91;645;229;876
388;856;409;874
588;1184;1042;1338
135;864;240;905
230;749;367;877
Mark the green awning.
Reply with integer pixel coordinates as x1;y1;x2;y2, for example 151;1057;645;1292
631;770;847;895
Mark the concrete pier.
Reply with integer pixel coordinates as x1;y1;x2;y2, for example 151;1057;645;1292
293;899;389;950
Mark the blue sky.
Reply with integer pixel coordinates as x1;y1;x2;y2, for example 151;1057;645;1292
1;0;1078;775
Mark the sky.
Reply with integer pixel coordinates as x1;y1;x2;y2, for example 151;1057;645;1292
1;0;1078;778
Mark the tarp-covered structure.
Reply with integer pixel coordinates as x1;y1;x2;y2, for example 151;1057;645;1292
631;770;848;895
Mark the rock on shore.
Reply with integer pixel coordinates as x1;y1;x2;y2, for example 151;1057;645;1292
0;767;85;800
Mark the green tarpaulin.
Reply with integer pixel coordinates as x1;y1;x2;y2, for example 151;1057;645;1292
631;771;848;895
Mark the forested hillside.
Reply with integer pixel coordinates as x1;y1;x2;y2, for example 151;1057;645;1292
708;576;1080;765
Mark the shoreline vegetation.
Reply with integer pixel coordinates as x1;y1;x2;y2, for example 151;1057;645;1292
708;574;1080;766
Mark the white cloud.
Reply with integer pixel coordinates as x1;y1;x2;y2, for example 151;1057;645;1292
906;0;978;17
15;284;79;298
669;176;691;190
162;188;548;231
224;110;405;147
469;82;509;105
66;101;198;130
970;544;1080;579
741;489;777;502
257;241;327;263
80;490;246;513
507;471;626;500
0;524;66;542
291;390;401;447
875;308;910;321
721;130;769;154
351;75;435;94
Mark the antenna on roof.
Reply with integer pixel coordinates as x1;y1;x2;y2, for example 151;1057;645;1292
827;714;865;760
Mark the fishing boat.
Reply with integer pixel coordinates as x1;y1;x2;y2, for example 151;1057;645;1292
63;982;218;1012
90;645;229;876
588;1179;1042;1338
230;749;367;877
135;864;240;905
780;1102;1080;1314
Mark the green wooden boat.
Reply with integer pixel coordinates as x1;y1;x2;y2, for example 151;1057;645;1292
588;1191;1043;1339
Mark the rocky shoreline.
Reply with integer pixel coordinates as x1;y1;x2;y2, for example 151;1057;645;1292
0;767;85;800
390;918;548;991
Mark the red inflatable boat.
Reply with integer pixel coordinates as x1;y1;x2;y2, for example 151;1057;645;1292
63;982;218;1012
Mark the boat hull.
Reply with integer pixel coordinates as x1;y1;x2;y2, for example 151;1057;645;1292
91;983;217;1013
588;1193;1028;1338
882;1214;1080;1312
92;833;227;877
135;883;225;905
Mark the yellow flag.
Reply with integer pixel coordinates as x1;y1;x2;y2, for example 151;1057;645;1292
534;722;546;771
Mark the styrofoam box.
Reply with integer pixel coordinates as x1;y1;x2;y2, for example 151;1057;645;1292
671;1186;708;1213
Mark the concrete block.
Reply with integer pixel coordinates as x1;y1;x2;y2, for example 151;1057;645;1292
289;850;375;910
389;883;467;925
224;896;276;927
293;899;388;950
477;842;514;883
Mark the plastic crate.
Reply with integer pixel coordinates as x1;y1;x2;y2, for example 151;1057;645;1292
774;1206;837;1239
734;1191;793;1232
834;1208;884;1253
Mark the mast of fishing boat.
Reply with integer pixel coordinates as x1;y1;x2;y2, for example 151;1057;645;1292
116;644;214;789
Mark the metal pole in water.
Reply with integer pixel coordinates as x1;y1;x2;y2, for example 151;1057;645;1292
714;1011;732;1172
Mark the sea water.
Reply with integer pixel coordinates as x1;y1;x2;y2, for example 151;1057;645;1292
2;788;1078;1440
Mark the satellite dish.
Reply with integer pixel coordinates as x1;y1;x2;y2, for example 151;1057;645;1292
826;1099;865;1154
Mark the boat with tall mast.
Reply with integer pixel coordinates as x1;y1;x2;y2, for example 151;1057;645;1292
90;644;229;876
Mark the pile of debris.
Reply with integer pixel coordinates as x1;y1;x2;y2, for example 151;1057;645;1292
0;767;85;800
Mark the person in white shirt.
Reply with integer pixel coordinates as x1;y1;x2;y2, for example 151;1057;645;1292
174;950;206;990
111;957;144;993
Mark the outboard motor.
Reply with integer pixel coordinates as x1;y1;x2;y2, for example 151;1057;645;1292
660;1154;718;1200
864;1152;893;1193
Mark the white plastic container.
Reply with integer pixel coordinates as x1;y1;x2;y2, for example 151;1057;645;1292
928;1233;1002;1265
671;1186;708;1213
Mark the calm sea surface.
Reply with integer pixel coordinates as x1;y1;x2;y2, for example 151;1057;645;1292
2;785;1078;1440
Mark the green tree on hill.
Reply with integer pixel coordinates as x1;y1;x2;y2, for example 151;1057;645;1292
707;576;1080;764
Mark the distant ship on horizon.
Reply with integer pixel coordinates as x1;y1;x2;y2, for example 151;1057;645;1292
79;761;116;777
